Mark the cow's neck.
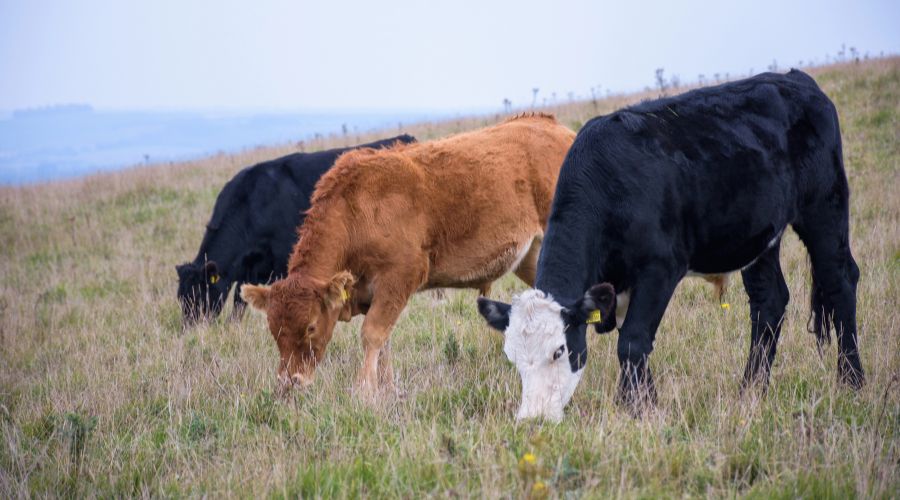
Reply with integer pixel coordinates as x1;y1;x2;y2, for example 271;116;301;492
287;199;351;282
194;226;243;281
534;215;600;306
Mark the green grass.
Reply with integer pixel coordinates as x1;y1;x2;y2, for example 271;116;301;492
1;58;898;498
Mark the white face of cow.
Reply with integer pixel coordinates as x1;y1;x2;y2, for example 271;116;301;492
478;284;616;422
502;290;582;421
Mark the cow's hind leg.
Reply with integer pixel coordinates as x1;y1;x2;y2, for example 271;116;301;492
230;282;247;322
615;263;681;414
740;241;789;390
794;210;864;388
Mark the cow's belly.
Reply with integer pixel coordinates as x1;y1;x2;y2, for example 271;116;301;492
425;232;538;289
688;224;785;274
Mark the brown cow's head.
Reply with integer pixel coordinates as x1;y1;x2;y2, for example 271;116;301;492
241;271;354;392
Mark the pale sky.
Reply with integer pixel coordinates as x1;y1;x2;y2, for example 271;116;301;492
1;0;898;112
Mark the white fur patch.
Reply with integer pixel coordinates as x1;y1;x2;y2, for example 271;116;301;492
502;290;584;422
615;291;630;329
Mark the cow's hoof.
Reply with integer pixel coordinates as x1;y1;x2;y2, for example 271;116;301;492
615;386;656;418
837;355;865;390
838;368;865;390
353;382;379;403
385;384;408;400
739;375;771;397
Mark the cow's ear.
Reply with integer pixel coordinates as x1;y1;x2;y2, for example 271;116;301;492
241;284;270;312
325;271;355;309
204;261;219;284
564;283;616;332
477;297;511;332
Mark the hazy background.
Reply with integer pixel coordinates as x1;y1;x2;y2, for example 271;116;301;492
1;0;898;184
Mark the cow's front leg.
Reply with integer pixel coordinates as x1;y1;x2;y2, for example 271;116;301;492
615;264;681;415
377;340;396;392
357;306;401;400
355;269;423;400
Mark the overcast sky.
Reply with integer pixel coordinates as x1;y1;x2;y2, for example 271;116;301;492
1;0;897;112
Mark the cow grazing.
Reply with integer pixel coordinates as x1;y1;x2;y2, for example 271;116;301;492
240;114;576;396
478;70;864;421
176;135;416;328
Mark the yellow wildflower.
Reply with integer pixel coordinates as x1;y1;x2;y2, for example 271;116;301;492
721;302;731;310
531;480;548;499
518;452;539;477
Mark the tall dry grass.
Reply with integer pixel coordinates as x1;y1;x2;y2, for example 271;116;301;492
0;58;897;498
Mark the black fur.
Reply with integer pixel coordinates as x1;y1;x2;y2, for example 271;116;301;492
477;297;511;331
534;70;864;402
176;135;416;327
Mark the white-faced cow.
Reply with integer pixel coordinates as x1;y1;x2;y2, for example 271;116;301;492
478;70;864;421
176;135;416;328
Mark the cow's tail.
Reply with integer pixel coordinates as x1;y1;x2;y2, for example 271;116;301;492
807;262;832;350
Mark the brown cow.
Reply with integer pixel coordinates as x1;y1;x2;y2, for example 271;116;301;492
241;114;576;397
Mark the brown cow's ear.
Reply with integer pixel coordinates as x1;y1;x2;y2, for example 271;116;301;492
241;284;271;312
325;271;355;309
338;301;353;321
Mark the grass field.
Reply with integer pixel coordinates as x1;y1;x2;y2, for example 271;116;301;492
1;58;898;498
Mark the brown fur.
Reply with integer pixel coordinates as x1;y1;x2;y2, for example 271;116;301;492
703;274;730;302
242;115;576;395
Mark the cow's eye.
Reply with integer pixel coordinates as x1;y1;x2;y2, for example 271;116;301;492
306;324;316;334
552;344;566;361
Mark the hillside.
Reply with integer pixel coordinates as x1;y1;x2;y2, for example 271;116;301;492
1;58;898;497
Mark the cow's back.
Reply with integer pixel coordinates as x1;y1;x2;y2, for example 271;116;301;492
196;136;416;275
539;70;843;295
415;115;574;235
318;116;574;288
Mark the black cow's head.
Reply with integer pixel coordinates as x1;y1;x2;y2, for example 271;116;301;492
176;260;226;328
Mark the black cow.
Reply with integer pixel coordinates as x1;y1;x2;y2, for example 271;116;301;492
176;135;416;328
478;70;863;418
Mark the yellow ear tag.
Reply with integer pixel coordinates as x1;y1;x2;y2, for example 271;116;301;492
586;310;602;324
341;289;350;302
210;275;219;284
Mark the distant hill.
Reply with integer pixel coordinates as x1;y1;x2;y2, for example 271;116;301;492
0;108;449;184
11;104;94;119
